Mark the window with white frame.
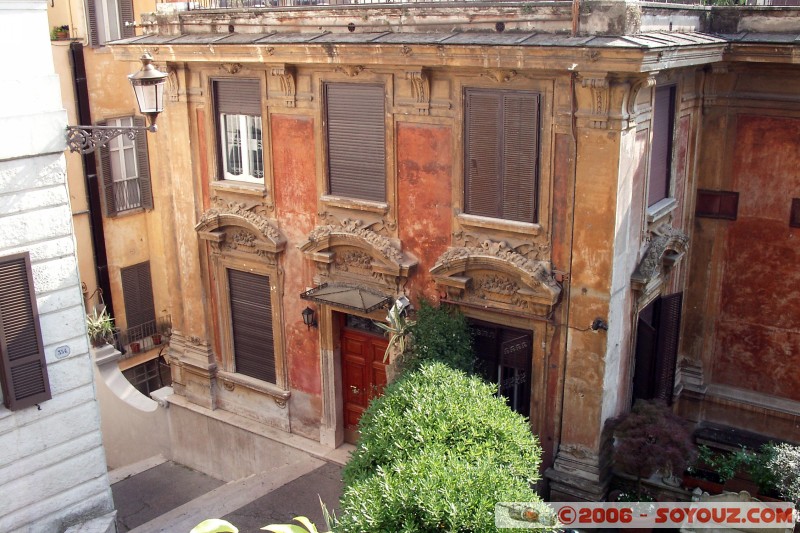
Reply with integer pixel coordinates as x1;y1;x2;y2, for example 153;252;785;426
220;114;264;183
97;116;153;216
214;79;265;184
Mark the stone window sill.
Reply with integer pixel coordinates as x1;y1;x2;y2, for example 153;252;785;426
321;195;389;215
211;179;267;198
457;212;542;237
646;197;677;229
217;370;290;404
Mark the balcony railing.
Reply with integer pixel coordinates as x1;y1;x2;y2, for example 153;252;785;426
115;314;172;358
113;177;142;213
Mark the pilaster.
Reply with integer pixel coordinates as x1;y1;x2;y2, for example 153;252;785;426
168;331;218;410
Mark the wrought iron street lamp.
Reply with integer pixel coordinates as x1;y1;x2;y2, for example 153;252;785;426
66;52;168;154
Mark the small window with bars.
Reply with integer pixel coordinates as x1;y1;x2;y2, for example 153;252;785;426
214;79;264;184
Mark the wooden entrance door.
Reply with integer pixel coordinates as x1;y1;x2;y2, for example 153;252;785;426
341;316;389;443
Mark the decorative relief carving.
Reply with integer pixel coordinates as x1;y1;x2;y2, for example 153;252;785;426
400;45;412;56
431;238;561;316
482;69;518;84
220;63;243;75
406;69;430;115
307;218;403;264
335;65;364;77
631;224;689;290
438;239;556;287
270;65;296;108
223;229;257;252
222;380;235;391
167;68;180;102
266;47;275;56
627;76;656;117
197;198;281;244
274;396;287;408
334;249;373;273
580;76;610;129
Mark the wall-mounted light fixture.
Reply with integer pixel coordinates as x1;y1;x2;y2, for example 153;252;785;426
66;52;168;154
302;306;317;330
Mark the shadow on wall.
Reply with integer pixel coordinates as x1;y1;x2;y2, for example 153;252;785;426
92;345;172;470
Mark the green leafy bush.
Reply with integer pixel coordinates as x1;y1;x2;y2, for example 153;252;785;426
338;363;548;532
403;299;473;373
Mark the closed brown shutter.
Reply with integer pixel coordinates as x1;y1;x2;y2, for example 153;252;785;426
632;317;657;403
133;116;153;209
214;79;262;116
0;253;51;410
121;262;156;338
95;120;117;216
465;90;502;218
324;83;386;203
119;0;134;38
654;292;682;405
228;270;276;384
465;89;539;223
648;85;675;207
87;0;99;46
502;92;539;223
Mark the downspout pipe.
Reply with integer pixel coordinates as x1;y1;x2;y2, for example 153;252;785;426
69;41;115;319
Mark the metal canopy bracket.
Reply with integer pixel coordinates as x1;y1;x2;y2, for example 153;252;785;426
300;283;390;313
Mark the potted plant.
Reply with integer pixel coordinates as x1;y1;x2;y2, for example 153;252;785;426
151;333;162;345
607;400;696;497
86;308;114;347
748;442;800;504
129;341;141;354
50;25;70;40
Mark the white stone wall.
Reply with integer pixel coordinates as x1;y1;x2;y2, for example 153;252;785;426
0;0;115;531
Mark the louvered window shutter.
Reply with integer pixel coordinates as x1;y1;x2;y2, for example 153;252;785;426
502;92;539;223
648;85;675;207
121;262;156;338
0;253;51;410
465;89;539;223
214;79;262;116
654;292;682;405
133;116;153;209
119;0;134;38
95;120;117;216
87;0;99;46
324;83;386;203
465;90;502;219
228;270;276;384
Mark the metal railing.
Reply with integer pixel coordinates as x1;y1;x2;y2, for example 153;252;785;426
115;314;172;357
113;177;142;213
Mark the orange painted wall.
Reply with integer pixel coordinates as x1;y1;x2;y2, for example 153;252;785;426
396;122;453;303
712;115;800;400
272;114;321;395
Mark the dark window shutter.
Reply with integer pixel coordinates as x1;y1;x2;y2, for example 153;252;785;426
96;120;117;216
696;190;739;220
648;85;675;207
214;79;262;116
790;198;800;228
465;90;502;218
228;270;276;384
133;116;153;209
0;253;51;410
324;83;386;203
119;0;134;38
465;89;539;223
87;0;99;46
121;262;156;335
654;292;682;405
632;317;657;403
502;92;539;223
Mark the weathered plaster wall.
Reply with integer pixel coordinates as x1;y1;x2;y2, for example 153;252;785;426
272;113;322;437
397;122;453;302
712;115;800;401
0;1;114;529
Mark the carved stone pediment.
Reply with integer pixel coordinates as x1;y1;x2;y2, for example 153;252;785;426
431;239;561;317
196;199;285;259
631;224;688;293
300;218;417;291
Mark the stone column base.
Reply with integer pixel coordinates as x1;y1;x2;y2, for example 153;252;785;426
545;445;611;501
168;332;218;410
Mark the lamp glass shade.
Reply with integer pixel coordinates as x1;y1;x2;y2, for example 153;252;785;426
302;307;315;326
128;53;168;116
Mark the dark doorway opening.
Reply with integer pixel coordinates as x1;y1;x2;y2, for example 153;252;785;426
632;292;683;405
468;320;533;418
